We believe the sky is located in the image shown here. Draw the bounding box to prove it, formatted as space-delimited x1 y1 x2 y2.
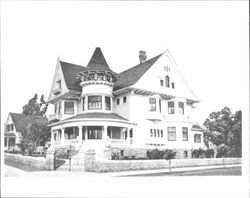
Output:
1 1 249 127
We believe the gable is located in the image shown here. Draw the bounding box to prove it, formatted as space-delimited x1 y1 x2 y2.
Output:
5 113 16 132
132 50 198 102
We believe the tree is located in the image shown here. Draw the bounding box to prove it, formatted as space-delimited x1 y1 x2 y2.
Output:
22 94 48 117
203 107 242 157
20 123 50 155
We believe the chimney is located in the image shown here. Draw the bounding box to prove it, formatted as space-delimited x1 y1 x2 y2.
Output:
139 50 147 63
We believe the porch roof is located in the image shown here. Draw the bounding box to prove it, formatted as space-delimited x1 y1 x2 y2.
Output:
65 112 128 121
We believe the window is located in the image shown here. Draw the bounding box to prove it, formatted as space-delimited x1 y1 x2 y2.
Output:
6 124 14 132
150 129 153 137
57 80 61 89
116 98 120 105
160 80 164 86
168 127 176 141
64 102 74 114
184 151 188 158
160 130 163 137
194 134 202 143
54 103 58 114
178 102 184 114
88 95 102 110
105 96 111 110
172 82 175 89
123 96 127 103
82 97 85 111
106 75 111 82
156 129 159 137
58 102 62 114
149 98 156 111
154 129 156 137
120 150 124 157
165 76 170 87
159 99 161 112
168 101 175 114
182 127 188 141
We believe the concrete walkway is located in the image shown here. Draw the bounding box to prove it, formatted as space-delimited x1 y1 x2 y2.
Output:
4 163 241 177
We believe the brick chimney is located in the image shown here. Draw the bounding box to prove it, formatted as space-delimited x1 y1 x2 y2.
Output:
139 50 147 63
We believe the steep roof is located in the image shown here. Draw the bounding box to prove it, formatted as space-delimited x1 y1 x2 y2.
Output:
86 47 115 73
113 54 162 91
64 112 128 121
9 113 48 133
60 61 86 92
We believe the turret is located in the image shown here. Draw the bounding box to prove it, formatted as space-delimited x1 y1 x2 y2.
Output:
77 47 119 113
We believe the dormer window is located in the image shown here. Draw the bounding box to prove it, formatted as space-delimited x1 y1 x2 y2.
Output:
57 80 61 89
97 73 104 81
53 80 62 94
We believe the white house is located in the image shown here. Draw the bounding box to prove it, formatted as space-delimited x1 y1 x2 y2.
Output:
47 47 205 160
4 113 48 151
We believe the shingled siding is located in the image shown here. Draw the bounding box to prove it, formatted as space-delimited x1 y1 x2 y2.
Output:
5 153 46 170
85 157 241 172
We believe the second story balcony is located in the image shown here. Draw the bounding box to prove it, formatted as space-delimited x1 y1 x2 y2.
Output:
48 113 62 123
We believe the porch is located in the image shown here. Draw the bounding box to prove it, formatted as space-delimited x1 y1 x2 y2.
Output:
51 125 134 147
4 133 17 151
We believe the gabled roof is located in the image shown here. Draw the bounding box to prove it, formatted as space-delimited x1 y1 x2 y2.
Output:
9 113 48 133
60 61 86 92
86 47 115 73
113 54 162 91
64 112 128 121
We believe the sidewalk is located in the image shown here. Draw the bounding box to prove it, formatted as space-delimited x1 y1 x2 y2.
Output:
4 163 241 177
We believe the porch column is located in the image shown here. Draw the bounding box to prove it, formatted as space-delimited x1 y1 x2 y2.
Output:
61 127 65 143
103 125 108 140
78 125 82 142
84 126 88 140
7 137 9 149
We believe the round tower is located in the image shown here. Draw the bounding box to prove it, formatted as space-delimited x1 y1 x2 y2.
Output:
77 47 119 113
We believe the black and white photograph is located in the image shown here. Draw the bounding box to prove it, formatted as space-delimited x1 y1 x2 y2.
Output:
1 1 249 198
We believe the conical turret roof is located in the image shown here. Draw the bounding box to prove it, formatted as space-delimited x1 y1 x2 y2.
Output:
86 47 115 73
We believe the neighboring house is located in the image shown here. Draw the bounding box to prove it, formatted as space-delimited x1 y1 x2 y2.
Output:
47 47 205 160
4 113 48 151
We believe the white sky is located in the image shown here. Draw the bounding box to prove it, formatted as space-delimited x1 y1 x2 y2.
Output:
1 1 249 126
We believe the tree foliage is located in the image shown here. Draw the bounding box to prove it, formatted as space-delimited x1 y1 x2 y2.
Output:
22 94 48 117
20 123 50 155
203 107 242 157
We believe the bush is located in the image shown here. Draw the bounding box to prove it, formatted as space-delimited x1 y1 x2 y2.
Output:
205 149 214 158
147 149 176 160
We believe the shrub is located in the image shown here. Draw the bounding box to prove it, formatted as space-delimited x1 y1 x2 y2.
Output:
163 149 176 160
205 149 214 158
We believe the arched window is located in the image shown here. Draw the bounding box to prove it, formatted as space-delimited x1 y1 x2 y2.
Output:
165 75 170 87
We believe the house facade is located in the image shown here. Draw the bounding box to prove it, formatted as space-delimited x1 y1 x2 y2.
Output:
4 113 48 151
47 47 205 160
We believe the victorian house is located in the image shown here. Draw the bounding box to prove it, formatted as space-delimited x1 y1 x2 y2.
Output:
47 47 204 160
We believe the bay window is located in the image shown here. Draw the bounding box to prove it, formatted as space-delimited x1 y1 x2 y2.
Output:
82 97 85 111
88 95 102 110
105 96 111 110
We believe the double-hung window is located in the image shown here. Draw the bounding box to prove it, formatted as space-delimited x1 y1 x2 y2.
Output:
168 101 175 114
82 97 85 111
168 127 176 141
194 134 201 143
149 98 156 111
178 102 184 114
64 102 74 114
105 96 111 110
182 127 188 141
88 96 102 110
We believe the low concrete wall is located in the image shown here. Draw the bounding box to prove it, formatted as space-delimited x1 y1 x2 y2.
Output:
86 158 241 172
5 153 46 170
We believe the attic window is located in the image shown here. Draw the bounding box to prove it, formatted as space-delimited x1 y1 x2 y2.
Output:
57 80 61 89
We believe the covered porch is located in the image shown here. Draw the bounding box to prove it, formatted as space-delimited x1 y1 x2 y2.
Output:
51 124 135 147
